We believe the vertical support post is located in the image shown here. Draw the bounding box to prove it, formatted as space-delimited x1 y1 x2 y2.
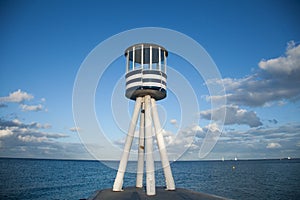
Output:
151 98 175 190
136 102 145 188
158 47 161 71
164 51 167 74
126 50 129 73
141 44 144 69
133 46 135 70
150 46 152 70
113 97 142 191
144 95 156 195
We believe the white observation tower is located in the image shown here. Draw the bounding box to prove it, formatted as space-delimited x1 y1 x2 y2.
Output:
113 43 175 195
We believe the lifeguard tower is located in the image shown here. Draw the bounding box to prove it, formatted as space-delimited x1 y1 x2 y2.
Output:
112 43 175 195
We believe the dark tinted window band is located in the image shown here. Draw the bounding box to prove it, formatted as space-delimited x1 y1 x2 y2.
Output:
126 79 166 86
125 69 167 79
125 69 143 78
126 78 142 85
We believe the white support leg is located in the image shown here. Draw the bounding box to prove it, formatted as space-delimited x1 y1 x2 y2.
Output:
136 102 145 188
113 97 142 191
144 95 156 195
151 98 175 190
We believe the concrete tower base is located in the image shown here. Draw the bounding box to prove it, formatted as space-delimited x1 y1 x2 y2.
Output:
88 187 228 200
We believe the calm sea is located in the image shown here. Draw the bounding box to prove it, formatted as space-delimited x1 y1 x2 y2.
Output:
0 158 299 200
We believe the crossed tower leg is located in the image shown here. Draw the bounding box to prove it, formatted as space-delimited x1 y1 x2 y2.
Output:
113 95 175 195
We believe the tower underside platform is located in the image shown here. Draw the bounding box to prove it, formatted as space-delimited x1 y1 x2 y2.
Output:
125 87 166 100
88 187 228 200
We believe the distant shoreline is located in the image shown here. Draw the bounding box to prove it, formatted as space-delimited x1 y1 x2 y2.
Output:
1 156 299 162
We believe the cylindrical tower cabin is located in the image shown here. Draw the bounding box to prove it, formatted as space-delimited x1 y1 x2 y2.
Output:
125 43 167 100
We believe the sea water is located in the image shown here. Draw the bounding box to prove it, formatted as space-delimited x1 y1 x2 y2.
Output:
0 158 299 199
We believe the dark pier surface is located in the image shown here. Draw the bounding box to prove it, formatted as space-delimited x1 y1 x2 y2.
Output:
88 187 228 200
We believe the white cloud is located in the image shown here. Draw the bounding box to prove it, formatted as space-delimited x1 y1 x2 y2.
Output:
69 127 81 132
170 119 179 128
192 125 203 133
206 123 221 133
0 118 51 130
18 135 47 143
12 119 22 126
0 119 64 141
34 123 51 129
207 42 300 107
200 105 262 127
0 111 92 159
0 128 13 138
0 89 33 103
20 104 43 112
0 118 84 159
259 41 300 76
266 142 282 149
185 122 300 159
0 90 47 112
170 119 177 125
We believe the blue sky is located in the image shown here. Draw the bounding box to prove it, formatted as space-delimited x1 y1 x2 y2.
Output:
0 0 300 160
